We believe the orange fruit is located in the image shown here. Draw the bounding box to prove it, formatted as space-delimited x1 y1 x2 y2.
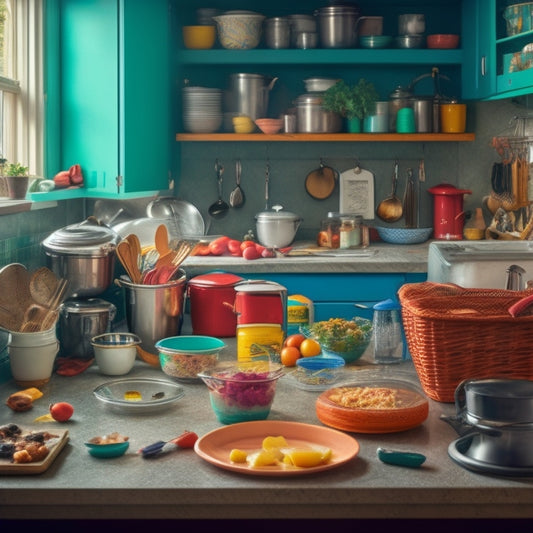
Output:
284 333 305 349
280 346 301 367
299 338 321 357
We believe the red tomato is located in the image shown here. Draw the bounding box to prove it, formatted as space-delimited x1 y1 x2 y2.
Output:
208 236 230 255
243 246 261 260
191 243 211 256
254 243 267 255
171 430 198 449
227 239 242 255
49 402 74 422
240 240 256 252
261 248 276 258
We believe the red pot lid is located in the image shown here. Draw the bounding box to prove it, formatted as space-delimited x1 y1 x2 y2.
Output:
428 183 472 195
188 272 244 288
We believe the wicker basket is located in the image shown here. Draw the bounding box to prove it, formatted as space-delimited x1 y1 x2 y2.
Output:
398 282 533 402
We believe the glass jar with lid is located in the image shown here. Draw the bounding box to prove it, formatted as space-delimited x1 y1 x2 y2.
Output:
328 212 363 249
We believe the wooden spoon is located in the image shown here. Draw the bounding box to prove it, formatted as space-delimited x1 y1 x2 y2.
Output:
376 160 403 223
155 224 173 268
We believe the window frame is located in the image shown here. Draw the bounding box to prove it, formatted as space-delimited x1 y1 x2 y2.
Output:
1 0 44 178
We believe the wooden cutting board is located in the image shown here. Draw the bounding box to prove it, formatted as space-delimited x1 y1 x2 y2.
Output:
0 428 69 475
339 167 375 219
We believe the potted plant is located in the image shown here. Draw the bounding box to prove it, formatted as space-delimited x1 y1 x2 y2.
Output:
322 79 379 133
0 158 30 199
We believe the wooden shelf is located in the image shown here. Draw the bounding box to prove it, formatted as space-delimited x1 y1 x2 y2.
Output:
176 132 476 142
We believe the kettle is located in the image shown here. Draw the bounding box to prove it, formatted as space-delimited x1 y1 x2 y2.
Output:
226 73 279 120
428 183 472 240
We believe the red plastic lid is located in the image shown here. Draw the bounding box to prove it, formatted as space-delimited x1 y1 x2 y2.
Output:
188 272 244 288
428 183 472 195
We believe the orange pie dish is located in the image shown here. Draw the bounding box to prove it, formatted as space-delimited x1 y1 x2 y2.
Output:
315 376 429 434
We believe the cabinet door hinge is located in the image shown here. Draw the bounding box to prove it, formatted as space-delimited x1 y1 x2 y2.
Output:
116 175 123 194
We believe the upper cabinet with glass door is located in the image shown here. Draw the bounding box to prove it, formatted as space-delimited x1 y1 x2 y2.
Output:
462 0 533 101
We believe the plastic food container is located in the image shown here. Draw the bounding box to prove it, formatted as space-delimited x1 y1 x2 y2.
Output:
198 361 284 424
187 273 244 337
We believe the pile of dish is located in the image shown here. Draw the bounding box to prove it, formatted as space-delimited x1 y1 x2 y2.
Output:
182 86 222 133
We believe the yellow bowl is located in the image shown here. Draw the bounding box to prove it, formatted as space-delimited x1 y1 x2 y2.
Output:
232 116 255 133
183 25 216 50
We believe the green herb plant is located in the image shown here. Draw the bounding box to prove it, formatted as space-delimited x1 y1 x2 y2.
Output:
322 79 379 120
0 158 29 177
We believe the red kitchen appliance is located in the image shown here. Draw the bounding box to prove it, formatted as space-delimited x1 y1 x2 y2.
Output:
233 280 287 334
187 272 244 337
428 183 472 240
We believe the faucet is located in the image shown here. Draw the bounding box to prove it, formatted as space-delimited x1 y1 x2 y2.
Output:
506 264 526 290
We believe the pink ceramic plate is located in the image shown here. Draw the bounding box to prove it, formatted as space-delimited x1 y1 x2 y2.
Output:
194 420 359 476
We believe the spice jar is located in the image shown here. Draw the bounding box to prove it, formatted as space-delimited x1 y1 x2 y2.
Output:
338 214 362 249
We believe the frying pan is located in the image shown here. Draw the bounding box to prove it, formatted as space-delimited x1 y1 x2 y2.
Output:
305 160 338 200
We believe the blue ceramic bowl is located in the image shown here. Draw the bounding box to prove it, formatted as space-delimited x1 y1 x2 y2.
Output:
376 227 433 244
85 441 130 458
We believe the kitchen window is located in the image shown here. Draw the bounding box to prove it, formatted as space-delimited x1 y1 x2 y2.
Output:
0 0 43 177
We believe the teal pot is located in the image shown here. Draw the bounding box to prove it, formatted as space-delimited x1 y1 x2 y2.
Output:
346 117 362 133
363 101 389 132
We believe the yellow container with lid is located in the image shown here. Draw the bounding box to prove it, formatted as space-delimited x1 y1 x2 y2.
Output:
287 294 314 336
237 323 284 363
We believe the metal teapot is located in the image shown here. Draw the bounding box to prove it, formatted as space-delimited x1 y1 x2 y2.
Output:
227 73 279 120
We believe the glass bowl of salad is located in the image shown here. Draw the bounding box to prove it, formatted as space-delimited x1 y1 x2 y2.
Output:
156 335 226 383
301 317 373 363
198 361 284 424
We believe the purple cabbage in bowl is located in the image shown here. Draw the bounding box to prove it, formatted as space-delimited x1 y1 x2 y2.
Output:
198 361 284 424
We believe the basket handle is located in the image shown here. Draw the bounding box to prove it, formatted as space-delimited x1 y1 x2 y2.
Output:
508 294 533 317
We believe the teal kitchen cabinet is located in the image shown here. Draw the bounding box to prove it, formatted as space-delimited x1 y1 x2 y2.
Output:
462 0 497 100
241 272 427 321
42 0 171 199
463 0 533 101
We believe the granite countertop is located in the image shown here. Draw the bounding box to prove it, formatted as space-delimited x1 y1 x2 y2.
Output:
182 241 430 276
1 319 533 521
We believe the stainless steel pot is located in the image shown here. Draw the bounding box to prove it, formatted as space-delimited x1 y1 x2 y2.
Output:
295 93 342 133
58 298 116 360
256 205 302 248
226 73 278 120
41 219 120 298
446 378 533 468
115 272 187 356
314 4 360 49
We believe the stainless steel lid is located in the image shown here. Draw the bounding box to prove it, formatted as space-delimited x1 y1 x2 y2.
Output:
456 378 533 425
42 220 119 255
255 205 301 221
60 298 116 315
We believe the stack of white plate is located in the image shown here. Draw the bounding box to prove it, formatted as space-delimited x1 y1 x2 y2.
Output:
183 86 223 133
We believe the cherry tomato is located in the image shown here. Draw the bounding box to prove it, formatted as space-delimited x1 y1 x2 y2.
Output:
227 239 242 255
243 246 261 260
49 402 74 422
261 248 276 258
171 430 198 449
254 243 267 255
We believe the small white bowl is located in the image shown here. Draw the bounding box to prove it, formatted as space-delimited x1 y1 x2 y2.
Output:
91 333 141 376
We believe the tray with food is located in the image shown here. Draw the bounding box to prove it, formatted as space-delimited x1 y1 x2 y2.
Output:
0 423 69 474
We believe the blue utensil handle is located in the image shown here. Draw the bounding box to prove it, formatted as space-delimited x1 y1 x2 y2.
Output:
377 447 426 468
